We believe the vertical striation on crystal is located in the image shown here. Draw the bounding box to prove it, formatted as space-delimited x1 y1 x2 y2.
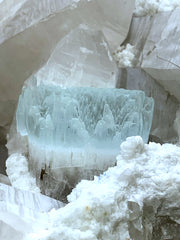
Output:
16 84 154 200
17 85 154 148
0 183 63 238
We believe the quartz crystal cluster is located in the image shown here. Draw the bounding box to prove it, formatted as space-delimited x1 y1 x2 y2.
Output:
15 84 154 199
0 0 134 132
1 0 180 240
33 25 117 88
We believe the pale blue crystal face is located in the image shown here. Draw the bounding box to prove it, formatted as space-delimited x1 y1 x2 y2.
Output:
16 84 154 149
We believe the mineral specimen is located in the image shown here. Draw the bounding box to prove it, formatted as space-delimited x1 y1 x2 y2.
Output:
33 25 117 88
16 84 154 199
0 0 134 132
22 136 180 240
117 68 179 142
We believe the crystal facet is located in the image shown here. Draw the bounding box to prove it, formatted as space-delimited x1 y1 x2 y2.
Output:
17 85 154 149
125 9 180 101
0 0 134 132
16 84 154 199
33 25 117 88
0 183 63 237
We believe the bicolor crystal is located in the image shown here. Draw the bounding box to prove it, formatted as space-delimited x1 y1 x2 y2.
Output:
16 85 154 199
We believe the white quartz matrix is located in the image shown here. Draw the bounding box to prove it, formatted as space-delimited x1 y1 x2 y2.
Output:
23 136 180 240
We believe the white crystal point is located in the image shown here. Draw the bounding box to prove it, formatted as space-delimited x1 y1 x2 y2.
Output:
34 25 117 88
16 85 154 200
0 183 63 238
0 0 134 132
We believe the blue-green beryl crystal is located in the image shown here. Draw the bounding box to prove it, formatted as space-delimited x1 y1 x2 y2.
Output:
16 84 154 200
17 84 154 149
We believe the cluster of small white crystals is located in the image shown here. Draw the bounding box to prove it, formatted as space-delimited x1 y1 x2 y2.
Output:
6 153 40 193
135 0 180 16
114 44 136 67
24 136 180 240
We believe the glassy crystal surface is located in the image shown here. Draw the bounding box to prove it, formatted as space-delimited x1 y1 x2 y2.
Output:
117 68 179 142
16 85 154 200
0 0 134 135
17 85 154 149
34 25 117 88
125 9 180 101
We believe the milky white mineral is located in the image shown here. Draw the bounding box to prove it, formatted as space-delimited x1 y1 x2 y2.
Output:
114 43 136 67
22 136 180 240
6 153 40 193
0 183 63 240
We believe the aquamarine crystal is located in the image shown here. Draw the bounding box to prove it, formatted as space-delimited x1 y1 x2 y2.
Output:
17 84 154 148
16 84 154 200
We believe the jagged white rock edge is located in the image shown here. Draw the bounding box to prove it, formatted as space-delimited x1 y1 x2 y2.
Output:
23 136 180 240
135 0 180 16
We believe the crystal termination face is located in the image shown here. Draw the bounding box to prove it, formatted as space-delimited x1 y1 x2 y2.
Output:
17 84 154 149
34 26 117 88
